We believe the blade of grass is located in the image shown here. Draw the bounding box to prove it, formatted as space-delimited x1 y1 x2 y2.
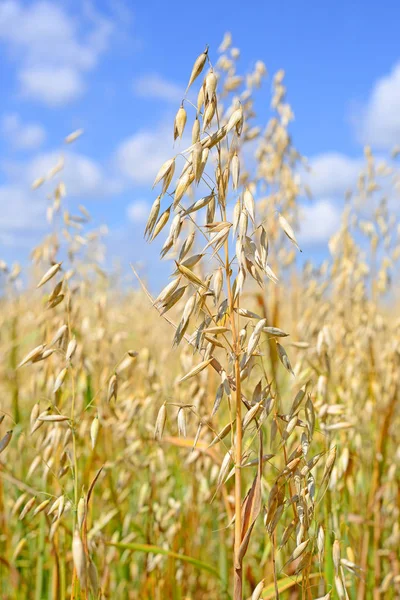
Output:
262 573 320 599
107 541 221 579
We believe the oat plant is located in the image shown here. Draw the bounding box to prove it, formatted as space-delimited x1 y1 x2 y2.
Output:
144 44 328 600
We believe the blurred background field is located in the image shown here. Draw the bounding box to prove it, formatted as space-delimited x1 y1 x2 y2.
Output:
1 169 400 598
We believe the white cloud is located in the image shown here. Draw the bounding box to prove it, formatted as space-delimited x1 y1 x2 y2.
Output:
127 200 149 223
358 63 400 148
1 113 46 149
0 147 124 248
18 66 84 106
299 199 341 245
0 1 113 106
29 151 105 196
0 184 46 247
3 150 123 199
115 124 186 185
304 153 362 197
133 74 184 103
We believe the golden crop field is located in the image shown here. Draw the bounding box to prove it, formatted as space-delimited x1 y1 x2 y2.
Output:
0 35 399 600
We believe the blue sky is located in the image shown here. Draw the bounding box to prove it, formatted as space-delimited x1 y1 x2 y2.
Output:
0 0 400 285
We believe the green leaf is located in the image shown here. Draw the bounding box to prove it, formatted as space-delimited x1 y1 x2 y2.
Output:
107 541 220 579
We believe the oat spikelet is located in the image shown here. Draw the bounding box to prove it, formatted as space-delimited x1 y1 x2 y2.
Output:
219 32 232 52
332 539 341 574
174 105 187 140
203 99 216 131
177 408 187 437
48 283 64 304
72 529 87 589
151 207 171 241
155 278 181 305
160 286 186 314
48 496 62 516
251 580 265 600
31 177 45 190
226 104 243 134
153 159 175 190
18 344 46 368
217 450 232 487
90 415 99 449
57 495 65 519
145 196 161 239
47 156 64 179
19 496 36 520
65 129 84 143
49 324 68 347
107 374 118 403
48 294 64 309
53 367 68 394
317 525 325 563
66 338 77 362
243 188 255 223
205 69 217 104
33 498 51 517
31 408 50 434
287 539 309 564
174 172 194 206
179 358 213 383
278 213 301 252
30 403 40 431
276 342 294 375
12 538 27 561
0 430 13 454
192 117 200 143
38 414 69 422
231 153 240 190
37 263 62 288
154 403 167 441
77 496 86 530
186 47 208 93
192 142 203 182
176 262 207 289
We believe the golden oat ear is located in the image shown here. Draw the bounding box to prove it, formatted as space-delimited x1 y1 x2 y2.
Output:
185 46 208 94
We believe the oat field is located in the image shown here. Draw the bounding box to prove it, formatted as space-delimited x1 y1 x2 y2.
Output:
0 37 399 600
